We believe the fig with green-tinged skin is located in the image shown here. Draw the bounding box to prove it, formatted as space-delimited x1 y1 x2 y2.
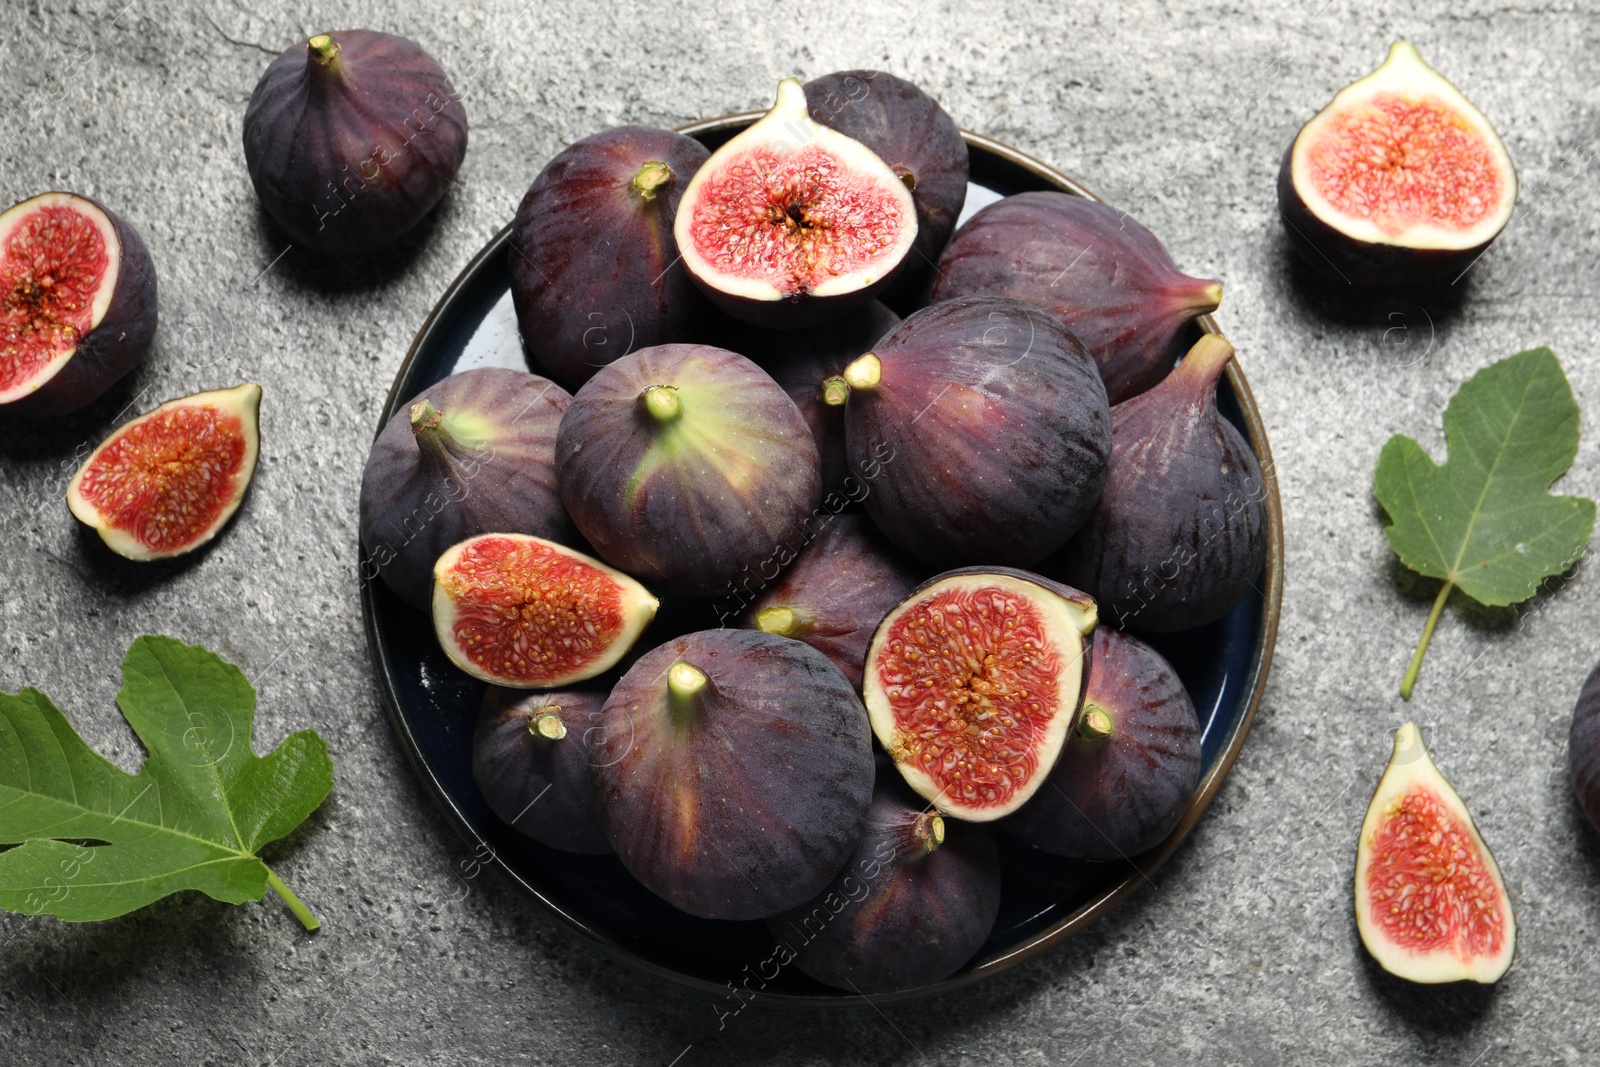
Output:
864 567 1097 822
1047 334 1266 634
556 344 821 596
1279 42 1517 287
770 776 1000 994
719 301 900 494
932 192 1222 404
359 368 573 611
509 127 713 390
243 30 468 255
1355 722 1514 984
740 513 922 688
591 629 875 921
829 296 1110 567
1002 628 1199 860
0 191 157 417
674 79 918 329
473 687 612 855
803 70 968 307
1569 661 1600 834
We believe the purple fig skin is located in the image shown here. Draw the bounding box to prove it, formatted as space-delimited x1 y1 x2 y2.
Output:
1001 628 1200 860
556 344 821 596
1569 661 1600 834
473 687 612 855
591 629 875 920
509 127 714 390
931 192 1222 403
740 513 922 688
0 192 157 418
803 71 969 303
769 775 1000 994
1047 334 1267 634
359 368 573 611
838 296 1111 567
719 301 900 494
242 30 468 255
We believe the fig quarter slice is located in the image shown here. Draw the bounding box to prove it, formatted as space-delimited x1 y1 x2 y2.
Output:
66 383 262 561
432 533 658 688
864 568 1097 822
1354 722 1514 984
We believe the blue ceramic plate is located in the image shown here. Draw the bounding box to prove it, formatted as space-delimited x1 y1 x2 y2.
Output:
360 117 1284 1004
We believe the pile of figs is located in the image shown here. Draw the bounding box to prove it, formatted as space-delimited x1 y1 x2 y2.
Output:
359 70 1268 994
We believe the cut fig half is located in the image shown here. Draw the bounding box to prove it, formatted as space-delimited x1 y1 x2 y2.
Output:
1280 41 1517 285
1354 722 1514 984
432 533 658 688
0 191 157 416
673 78 918 329
863 567 1097 822
66 383 262 561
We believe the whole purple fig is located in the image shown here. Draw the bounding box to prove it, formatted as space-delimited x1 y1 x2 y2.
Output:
473 687 612 855
243 30 468 255
932 192 1222 403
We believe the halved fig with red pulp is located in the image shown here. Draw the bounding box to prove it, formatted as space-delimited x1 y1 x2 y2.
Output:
674 79 918 329
1355 722 1514 984
1279 41 1516 286
66 384 261 560
432 533 657 688
864 568 1097 822
0 191 157 416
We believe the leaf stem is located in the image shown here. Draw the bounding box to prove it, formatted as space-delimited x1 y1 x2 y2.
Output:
1400 580 1453 701
266 869 321 931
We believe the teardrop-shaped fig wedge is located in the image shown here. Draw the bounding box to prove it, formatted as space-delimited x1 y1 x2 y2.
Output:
1048 334 1266 633
1279 41 1517 286
66 384 262 561
674 79 918 329
931 192 1221 403
1355 722 1514 984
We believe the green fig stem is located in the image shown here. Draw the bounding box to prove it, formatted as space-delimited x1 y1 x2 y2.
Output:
410 398 477 465
1400 580 1453 701
913 812 945 854
1198 281 1224 310
306 34 342 73
266 869 321 932
821 377 851 407
643 386 682 423
531 711 567 740
667 661 708 720
1172 333 1235 389
1077 704 1114 742
843 353 882 392
631 161 675 200
756 604 816 638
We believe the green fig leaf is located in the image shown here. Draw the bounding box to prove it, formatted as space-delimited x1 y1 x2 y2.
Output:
1375 347 1596 699
0 636 332 928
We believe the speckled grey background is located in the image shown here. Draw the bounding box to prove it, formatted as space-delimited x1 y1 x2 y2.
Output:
3 0 1599 1063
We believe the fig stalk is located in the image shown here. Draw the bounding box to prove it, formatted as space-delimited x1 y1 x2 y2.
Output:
631 161 674 200
843 354 882 391
531 711 567 741
1077 705 1114 742
756 605 817 638
821 377 851 407
667 661 708 720
913 812 945 853
643 385 682 422
306 34 342 71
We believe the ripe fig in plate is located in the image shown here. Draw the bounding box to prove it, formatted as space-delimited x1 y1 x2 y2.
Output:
863 568 1097 822
1049 334 1267 634
0 191 157 417
243 30 468 255
1279 41 1516 286
66 384 261 560
359 367 572 611
509 127 712 389
1568 660 1600 834
432 533 658 688
830 296 1110 567
803 70 968 304
674 79 918 329
770 776 1000 994
556 344 820 596
591 629 875 920
741 513 921 688
1355 722 1514 984
473 686 611 855
931 192 1221 403
1002 628 1199 860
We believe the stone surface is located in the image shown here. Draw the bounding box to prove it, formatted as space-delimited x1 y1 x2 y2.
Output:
4 1 1600 1063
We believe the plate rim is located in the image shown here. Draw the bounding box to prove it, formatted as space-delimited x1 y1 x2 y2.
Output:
360 114 1285 1006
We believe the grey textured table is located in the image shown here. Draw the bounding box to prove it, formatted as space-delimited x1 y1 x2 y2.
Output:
3 1 1599 1063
